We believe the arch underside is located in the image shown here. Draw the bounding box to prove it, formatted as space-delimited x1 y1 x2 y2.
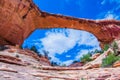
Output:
0 0 120 48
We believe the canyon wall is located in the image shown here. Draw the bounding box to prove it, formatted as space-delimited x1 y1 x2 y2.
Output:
0 0 120 47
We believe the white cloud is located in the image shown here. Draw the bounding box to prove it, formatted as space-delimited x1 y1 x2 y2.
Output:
101 0 120 5
97 11 120 20
39 29 101 65
66 55 71 58
41 30 78 55
98 0 120 20
23 28 101 65
75 50 89 60
75 47 100 61
40 29 83 55
77 31 100 47
61 60 73 66
104 11 119 20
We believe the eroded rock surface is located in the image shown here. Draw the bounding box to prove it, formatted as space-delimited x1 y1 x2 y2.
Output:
0 0 120 47
0 47 120 80
0 0 120 79
0 46 50 66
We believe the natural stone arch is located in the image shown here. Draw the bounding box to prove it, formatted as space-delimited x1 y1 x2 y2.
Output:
0 0 120 48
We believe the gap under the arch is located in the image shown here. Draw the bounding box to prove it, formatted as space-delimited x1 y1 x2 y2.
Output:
22 28 101 66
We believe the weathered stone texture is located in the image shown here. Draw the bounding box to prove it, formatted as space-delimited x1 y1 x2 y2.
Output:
0 0 120 47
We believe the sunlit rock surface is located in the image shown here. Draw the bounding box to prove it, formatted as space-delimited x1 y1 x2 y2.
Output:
0 0 120 47
0 0 120 79
0 46 120 80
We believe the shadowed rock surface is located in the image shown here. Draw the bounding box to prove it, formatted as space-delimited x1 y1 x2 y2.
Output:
0 0 120 47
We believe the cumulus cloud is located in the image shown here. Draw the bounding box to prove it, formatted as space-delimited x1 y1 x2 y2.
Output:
39 29 100 65
61 60 73 66
23 29 101 66
77 31 100 47
40 29 80 55
98 0 120 20
75 50 89 60
103 11 119 20
75 46 100 61
97 11 120 20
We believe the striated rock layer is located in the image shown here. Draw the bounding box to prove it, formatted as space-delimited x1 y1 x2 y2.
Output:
0 45 50 66
0 47 119 80
0 0 120 47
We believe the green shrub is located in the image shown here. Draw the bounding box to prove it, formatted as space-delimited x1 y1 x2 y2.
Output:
112 41 118 49
103 44 109 51
51 61 59 66
80 53 92 63
81 78 86 80
73 60 79 63
61 64 66 67
101 53 120 67
94 49 104 54
112 41 118 54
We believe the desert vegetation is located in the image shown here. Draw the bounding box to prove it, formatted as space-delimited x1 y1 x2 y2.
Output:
79 40 120 68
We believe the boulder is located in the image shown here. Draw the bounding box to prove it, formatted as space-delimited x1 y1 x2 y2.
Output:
91 53 101 60
113 61 120 67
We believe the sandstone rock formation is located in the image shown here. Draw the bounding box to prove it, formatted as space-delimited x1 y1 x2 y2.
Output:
0 0 120 47
68 62 84 67
1 0 120 79
82 48 114 69
0 47 120 80
0 46 50 66
113 61 120 67
90 53 101 60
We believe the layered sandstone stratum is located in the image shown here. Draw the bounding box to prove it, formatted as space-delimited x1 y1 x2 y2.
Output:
0 0 120 80
0 44 119 80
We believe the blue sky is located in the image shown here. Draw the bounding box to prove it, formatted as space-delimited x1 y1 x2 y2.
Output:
23 0 120 65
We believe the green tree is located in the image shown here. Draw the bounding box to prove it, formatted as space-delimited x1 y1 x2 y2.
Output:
61 64 66 67
42 50 49 59
80 53 92 63
94 49 104 54
51 61 59 66
30 46 38 53
73 60 79 63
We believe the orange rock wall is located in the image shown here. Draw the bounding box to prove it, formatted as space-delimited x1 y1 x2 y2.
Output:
0 0 120 47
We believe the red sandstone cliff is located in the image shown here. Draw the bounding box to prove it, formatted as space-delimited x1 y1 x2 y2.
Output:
0 0 120 80
0 0 120 47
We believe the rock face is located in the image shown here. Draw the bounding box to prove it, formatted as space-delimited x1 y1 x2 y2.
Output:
0 46 50 66
90 53 101 60
68 62 84 67
113 61 120 67
83 48 114 69
0 47 120 80
0 0 120 47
